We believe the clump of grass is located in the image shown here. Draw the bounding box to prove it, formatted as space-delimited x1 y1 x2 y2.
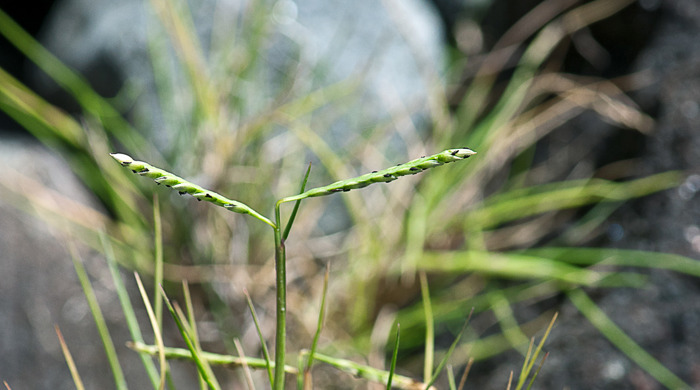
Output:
109 148 476 389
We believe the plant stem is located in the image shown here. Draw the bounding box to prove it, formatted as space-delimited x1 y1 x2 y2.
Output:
273 203 287 390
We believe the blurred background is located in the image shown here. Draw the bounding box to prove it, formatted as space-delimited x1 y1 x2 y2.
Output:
1 0 700 388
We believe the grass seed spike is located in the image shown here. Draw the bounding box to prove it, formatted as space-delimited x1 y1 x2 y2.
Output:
279 148 476 204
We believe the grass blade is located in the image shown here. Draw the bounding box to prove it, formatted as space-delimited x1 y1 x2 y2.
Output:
456 358 474 390
54 325 86 390
160 287 222 390
69 244 128 390
135 273 168 390
101 233 160 388
153 196 164 328
305 262 331 372
243 288 274 385
386 324 400 390
568 289 690 389
419 271 434 382
283 162 312 241
426 309 474 389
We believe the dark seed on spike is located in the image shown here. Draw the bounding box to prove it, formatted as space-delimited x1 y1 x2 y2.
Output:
384 174 392 178
165 185 171 188
451 150 459 156
197 198 201 201
372 170 378 173
205 193 213 198
131 170 137 173
178 191 185 195
409 167 420 171
342 188 350 192
139 168 150 173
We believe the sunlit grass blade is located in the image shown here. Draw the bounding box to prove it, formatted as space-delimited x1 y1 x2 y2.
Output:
520 247 700 277
54 325 86 390
110 153 275 228
69 244 127 390
160 287 222 390
419 271 434 382
425 309 474 389
181 281 207 390
135 273 168 389
279 148 476 203
568 289 690 389
386 324 400 390
243 288 273 386
0 9 153 155
467 172 682 230
524 352 548 390
515 312 556 389
283 162 312 241
153 196 164 328
234 338 256 390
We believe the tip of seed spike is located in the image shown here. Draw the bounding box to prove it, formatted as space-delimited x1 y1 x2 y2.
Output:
110 153 134 165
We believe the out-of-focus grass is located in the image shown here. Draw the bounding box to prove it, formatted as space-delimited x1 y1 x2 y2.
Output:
0 0 694 388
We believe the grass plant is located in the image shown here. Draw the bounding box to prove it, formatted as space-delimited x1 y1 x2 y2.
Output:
0 0 698 388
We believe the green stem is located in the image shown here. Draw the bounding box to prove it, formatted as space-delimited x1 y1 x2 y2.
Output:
273 203 287 390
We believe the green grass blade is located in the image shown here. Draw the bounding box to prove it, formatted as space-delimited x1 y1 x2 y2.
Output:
135 273 168 390
160 287 222 390
233 339 257 390
153 196 164 328
129 342 299 373
419 271 434 382
469 172 682 230
568 289 690 389
283 162 312 241
524 352 549 390
69 244 128 390
426 310 473 389
243 288 274 386
305 262 331 381
386 324 400 390
0 8 153 155
520 247 700 277
54 325 86 390
182 281 207 390
515 312 556 389
279 148 476 203
110 153 275 228
101 233 160 388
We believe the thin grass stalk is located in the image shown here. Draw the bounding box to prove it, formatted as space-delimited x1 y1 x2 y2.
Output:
447 366 456 390
234 339 256 390
419 271 434 382
425 310 473 388
524 352 549 390
182 281 207 390
456 358 474 390
135 273 168 389
3 381 11 390
54 325 86 390
69 244 128 390
101 233 160 387
243 289 274 385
